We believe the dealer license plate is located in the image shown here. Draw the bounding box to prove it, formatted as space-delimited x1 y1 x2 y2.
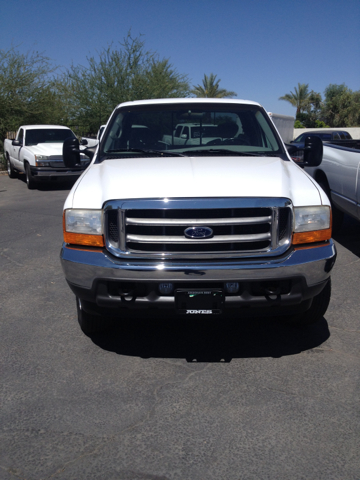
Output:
175 289 224 314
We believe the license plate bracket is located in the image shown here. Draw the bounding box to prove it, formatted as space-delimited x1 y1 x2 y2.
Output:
175 288 224 314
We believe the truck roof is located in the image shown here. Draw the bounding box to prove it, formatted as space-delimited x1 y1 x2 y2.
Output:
20 125 72 130
116 98 262 109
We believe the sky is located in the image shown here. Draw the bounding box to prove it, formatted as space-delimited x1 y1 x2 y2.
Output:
1 0 359 117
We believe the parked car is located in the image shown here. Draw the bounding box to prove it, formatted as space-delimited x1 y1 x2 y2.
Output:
5 125 91 189
292 130 353 144
306 142 360 231
287 131 359 163
162 123 222 146
60 98 335 335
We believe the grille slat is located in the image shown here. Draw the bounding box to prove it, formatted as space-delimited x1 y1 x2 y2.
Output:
126 216 271 226
127 233 271 244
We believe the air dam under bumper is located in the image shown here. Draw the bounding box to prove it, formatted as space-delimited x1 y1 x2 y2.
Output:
60 241 336 314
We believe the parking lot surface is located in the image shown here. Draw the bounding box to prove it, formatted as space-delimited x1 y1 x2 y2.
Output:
1 173 360 479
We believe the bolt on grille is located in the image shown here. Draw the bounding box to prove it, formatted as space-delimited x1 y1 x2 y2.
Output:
105 198 292 259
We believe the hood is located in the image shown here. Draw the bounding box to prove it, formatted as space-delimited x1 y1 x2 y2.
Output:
26 143 63 156
66 155 323 209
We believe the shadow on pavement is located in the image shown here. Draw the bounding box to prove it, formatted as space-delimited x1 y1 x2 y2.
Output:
91 313 330 362
17 174 77 191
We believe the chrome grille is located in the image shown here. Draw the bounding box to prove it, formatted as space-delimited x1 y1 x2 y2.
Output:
104 198 292 259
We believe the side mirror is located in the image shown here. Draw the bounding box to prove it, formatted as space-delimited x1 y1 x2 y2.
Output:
286 136 323 168
304 135 323 167
63 137 80 167
12 139 21 146
80 138 88 146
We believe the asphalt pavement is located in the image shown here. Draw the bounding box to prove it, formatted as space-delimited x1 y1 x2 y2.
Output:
0 172 359 480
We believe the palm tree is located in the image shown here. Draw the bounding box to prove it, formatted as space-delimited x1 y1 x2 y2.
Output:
279 83 310 115
191 73 237 98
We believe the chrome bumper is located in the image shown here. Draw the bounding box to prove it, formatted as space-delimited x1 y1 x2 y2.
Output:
61 241 336 289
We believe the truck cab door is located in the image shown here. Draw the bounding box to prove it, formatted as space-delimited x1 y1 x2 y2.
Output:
180 126 189 145
11 129 24 169
340 149 360 219
357 161 360 221
328 146 360 219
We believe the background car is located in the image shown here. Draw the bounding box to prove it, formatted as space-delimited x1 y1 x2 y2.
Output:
288 130 355 163
292 130 352 145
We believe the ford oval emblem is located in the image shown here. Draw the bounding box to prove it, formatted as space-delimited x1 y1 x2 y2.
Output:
184 226 213 239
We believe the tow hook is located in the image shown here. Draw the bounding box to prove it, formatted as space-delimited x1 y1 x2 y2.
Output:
263 285 282 305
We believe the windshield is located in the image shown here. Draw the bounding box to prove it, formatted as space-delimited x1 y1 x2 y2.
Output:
101 103 284 158
25 129 75 146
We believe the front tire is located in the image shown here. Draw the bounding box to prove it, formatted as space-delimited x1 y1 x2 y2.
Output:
76 297 113 335
7 154 17 178
284 279 331 326
25 163 37 190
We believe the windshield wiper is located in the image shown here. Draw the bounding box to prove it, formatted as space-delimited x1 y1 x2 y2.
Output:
145 149 186 157
105 148 185 157
183 149 267 157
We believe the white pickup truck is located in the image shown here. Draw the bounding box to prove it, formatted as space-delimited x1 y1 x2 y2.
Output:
306 143 360 231
5 125 90 189
163 123 222 146
60 98 336 334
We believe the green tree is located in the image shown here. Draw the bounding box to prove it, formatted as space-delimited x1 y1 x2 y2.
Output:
0 48 68 140
296 90 325 127
279 83 311 116
294 120 304 128
322 84 360 127
66 33 190 133
191 73 237 98
314 120 330 128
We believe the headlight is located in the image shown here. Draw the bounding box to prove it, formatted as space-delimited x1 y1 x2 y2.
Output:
294 206 330 232
65 209 102 234
63 209 104 247
35 155 51 167
293 206 331 245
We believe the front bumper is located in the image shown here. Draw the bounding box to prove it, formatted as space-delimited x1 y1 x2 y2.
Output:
60 241 336 314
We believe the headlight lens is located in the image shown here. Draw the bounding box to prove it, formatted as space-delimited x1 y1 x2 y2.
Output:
35 155 51 167
65 209 103 235
292 206 332 245
294 206 330 232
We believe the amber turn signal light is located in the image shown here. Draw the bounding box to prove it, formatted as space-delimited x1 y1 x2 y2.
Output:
63 231 105 247
292 227 332 245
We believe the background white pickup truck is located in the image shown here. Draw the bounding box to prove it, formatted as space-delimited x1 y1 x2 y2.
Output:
5 125 90 189
306 143 360 231
60 98 336 335
162 123 221 146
